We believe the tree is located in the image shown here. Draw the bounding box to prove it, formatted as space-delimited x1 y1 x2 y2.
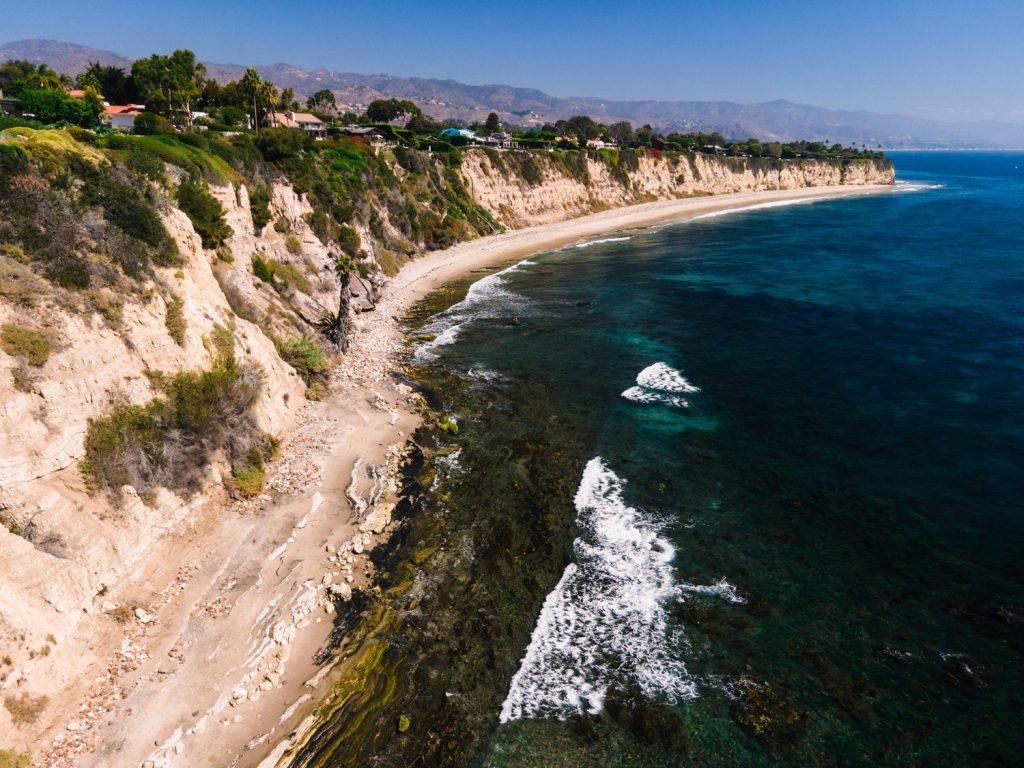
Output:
607 121 634 146
364 98 420 124
131 50 206 126
19 87 102 127
239 68 277 133
277 87 298 111
307 88 336 114
484 112 500 133
76 62 137 104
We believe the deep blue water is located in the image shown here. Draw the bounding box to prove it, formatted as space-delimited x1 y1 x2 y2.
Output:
296 154 1024 768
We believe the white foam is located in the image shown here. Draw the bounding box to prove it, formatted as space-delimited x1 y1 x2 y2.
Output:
499 458 696 722
621 363 700 409
413 258 534 362
680 578 745 604
621 385 689 409
636 362 701 394
570 235 634 249
689 197 818 221
893 180 945 193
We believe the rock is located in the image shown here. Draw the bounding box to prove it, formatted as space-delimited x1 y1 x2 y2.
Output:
232 686 248 701
259 679 273 691
134 607 154 624
359 503 394 535
329 582 353 601
66 720 83 732
322 573 332 585
156 659 179 675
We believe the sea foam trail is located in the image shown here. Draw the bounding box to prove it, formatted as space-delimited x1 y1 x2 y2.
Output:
414 258 535 362
500 458 695 722
688 197 819 221
622 362 700 408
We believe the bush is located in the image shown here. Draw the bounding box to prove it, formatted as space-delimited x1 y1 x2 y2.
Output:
230 463 266 497
337 224 361 257
81 166 169 249
0 323 51 366
165 294 186 345
133 112 174 135
249 184 272 232
3 693 48 726
255 128 308 161
177 177 232 249
285 234 302 254
274 334 328 390
0 260 46 307
80 357 264 496
19 87 101 127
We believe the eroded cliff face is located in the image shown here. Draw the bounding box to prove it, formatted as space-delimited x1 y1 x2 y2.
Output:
459 149 895 227
0 177 330 675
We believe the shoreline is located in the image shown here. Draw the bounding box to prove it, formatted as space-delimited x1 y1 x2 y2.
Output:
36 183 892 768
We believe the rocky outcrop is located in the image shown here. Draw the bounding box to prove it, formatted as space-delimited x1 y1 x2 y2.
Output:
460 149 894 227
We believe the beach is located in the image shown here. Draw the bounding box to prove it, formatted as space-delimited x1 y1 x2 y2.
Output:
39 183 893 768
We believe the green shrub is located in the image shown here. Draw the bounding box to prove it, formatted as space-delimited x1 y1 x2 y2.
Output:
81 166 169 249
81 357 264 495
133 112 174 135
230 463 266 497
177 177 232 249
249 184 272 231
255 128 308 161
274 334 328 389
19 87 101 127
285 234 302 254
165 294 186 345
337 224 361 257
0 324 51 366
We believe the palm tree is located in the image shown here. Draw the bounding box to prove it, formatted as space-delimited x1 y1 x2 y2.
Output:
316 254 355 350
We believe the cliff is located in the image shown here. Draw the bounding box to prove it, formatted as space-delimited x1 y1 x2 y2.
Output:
0 128 892 756
459 148 894 227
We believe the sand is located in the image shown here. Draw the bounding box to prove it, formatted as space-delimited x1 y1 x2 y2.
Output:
37 184 891 768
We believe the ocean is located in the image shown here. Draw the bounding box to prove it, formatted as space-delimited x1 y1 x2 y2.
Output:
294 152 1024 767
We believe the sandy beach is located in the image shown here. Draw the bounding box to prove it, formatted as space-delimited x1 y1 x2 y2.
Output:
38 183 891 768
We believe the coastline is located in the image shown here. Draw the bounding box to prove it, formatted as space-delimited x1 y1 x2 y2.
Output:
37 183 892 768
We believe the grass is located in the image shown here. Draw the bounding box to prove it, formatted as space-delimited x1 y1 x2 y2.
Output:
0 323 51 366
3 693 48 727
164 294 186 345
0 259 47 307
273 334 329 397
0 749 31 768
105 133 239 185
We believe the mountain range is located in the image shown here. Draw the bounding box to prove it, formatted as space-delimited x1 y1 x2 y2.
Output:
3 38 1022 149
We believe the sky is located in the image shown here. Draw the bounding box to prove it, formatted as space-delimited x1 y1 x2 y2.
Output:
3 0 1023 124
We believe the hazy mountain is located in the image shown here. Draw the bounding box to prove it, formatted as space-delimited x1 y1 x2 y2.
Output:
4 38 1023 148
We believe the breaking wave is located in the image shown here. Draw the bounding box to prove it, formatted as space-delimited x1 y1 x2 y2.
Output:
622 362 700 409
570 235 634 249
499 458 695 722
414 259 535 362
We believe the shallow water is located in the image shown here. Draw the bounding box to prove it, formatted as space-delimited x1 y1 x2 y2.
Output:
297 153 1024 767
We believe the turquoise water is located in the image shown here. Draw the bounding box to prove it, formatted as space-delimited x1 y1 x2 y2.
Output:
298 154 1024 767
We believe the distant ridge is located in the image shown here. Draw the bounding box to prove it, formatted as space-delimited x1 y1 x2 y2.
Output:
3 38 1023 149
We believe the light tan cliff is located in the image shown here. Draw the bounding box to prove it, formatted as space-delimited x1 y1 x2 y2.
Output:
0 178 335 686
460 149 894 227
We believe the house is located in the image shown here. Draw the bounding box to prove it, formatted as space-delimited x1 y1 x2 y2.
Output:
485 132 518 149
103 104 146 131
267 111 326 139
586 138 613 150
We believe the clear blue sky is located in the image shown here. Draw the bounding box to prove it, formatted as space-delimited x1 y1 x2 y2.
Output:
4 0 1023 123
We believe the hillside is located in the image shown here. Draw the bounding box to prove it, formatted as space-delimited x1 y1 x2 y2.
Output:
3 38 1023 149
